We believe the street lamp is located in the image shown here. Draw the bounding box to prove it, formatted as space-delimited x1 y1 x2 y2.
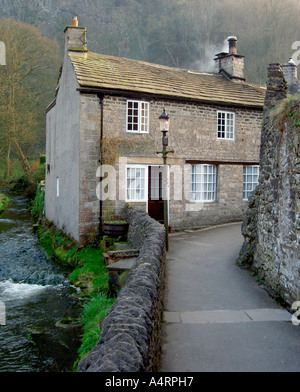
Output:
157 108 174 251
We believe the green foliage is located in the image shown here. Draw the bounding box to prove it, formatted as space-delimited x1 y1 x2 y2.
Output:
31 182 44 223
37 224 79 266
36 222 116 370
270 94 300 129
31 163 46 183
69 248 109 295
0 19 61 176
290 111 300 129
53 246 79 268
0 193 10 213
76 293 115 363
104 220 128 224
39 154 46 165
68 248 115 369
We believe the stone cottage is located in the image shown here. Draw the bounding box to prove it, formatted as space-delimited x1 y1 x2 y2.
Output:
45 18 267 245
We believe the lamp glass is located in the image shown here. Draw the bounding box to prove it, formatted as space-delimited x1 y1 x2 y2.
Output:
159 110 170 132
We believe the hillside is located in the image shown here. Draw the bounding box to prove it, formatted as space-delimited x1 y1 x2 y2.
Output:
1 0 300 85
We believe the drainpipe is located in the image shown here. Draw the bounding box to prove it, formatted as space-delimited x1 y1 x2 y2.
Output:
97 93 104 237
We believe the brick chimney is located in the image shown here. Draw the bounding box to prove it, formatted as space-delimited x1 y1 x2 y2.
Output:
214 36 245 83
64 17 87 53
282 59 299 95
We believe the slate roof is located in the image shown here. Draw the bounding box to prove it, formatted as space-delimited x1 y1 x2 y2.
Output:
69 51 266 109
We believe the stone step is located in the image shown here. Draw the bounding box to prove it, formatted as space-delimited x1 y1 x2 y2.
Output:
106 257 138 272
103 249 139 265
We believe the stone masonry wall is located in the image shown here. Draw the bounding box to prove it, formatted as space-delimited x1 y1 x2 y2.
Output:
101 95 262 231
102 96 262 163
78 93 101 245
238 64 300 306
78 210 166 372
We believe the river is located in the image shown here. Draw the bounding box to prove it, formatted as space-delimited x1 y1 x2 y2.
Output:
0 194 81 372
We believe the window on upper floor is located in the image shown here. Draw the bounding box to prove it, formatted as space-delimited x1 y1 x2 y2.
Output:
190 164 217 202
243 165 259 200
217 111 235 140
127 100 149 133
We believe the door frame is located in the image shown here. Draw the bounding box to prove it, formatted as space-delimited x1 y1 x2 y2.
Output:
148 164 170 225
125 163 170 224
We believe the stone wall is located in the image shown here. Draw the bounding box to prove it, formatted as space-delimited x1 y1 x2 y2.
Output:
238 64 300 306
78 93 101 245
101 95 262 232
103 96 262 163
78 209 166 372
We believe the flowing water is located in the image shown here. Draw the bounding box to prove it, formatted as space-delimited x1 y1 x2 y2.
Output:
0 194 82 372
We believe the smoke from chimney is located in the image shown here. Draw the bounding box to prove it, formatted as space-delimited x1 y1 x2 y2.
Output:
190 37 229 72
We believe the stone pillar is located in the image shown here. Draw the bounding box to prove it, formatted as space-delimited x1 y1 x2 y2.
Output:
264 64 287 110
282 59 299 95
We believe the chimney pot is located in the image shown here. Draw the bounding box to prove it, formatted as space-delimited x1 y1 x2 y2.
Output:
228 36 237 55
71 17 78 27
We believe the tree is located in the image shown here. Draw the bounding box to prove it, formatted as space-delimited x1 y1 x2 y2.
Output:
0 19 61 178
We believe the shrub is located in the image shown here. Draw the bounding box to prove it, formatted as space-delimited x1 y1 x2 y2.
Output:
31 183 45 223
39 154 46 165
0 193 10 213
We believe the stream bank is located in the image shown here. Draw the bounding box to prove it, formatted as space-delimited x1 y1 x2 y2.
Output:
36 221 117 368
0 194 82 372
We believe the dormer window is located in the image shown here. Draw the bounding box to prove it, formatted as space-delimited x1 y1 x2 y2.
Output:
127 100 149 133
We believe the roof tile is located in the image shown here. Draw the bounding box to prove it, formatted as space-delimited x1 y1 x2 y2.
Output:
69 51 266 108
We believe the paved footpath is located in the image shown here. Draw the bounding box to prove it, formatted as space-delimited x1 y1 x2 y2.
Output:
160 223 300 372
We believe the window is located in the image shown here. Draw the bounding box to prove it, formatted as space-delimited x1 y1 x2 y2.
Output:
127 100 149 133
190 164 217 202
243 166 259 200
126 166 148 201
217 111 235 140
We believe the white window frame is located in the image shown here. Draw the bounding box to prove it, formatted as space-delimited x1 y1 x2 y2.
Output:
190 164 217 202
126 165 148 202
126 100 150 134
217 111 235 140
243 165 259 200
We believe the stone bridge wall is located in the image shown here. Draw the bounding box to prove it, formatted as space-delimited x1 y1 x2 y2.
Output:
78 209 166 372
238 64 300 307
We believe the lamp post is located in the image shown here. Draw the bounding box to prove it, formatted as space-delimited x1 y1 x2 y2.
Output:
157 108 174 251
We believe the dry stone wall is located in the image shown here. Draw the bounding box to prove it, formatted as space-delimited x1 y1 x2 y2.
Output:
78 209 165 372
238 64 300 307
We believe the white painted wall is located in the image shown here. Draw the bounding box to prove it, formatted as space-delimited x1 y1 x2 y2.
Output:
45 54 81 241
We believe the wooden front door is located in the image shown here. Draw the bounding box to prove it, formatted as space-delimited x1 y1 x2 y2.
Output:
148 166 164 224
